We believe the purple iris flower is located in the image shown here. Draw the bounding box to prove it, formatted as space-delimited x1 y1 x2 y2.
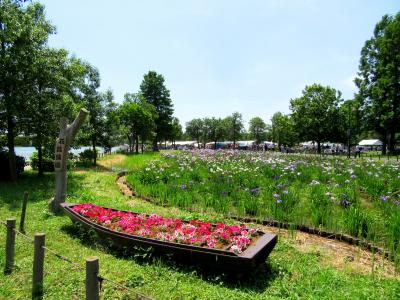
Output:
250 187 260 194
380 195 389 202
341 200 350 208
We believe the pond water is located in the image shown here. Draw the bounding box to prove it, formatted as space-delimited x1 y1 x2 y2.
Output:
14 145 127 161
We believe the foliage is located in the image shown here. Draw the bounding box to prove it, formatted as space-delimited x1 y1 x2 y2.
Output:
167 117 183 144
0 0 54 180
185 118 203 147
248 117 267 144
0 149 24 180
355 13 400 154
78 149 95 166
139 71 174 151
223 112 244 147
118 100 155 153
290 84 344 153
203 117 226 148
30 151 54 172
271 112 297 147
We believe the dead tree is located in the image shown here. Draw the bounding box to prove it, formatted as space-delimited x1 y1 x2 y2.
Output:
49 108 89 212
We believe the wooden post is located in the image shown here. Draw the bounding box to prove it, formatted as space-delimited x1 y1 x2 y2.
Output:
49 108 89 212
32 233 45 299
86 257 100 300
5 218 16 274
19 192 29 233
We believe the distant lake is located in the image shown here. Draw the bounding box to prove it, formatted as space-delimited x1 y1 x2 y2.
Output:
14 146 126 161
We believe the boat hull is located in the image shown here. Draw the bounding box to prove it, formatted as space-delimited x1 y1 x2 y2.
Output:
61 203 277 272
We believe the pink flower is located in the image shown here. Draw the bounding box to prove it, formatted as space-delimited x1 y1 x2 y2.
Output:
73 204 258 253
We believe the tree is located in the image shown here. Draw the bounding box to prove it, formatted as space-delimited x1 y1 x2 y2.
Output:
271 112 297 149
185 118 204 148
290 84 343 153
118 100 154 154
168 117 183 148
248 117 267 144
0 0 54 180
224 112 244 148
98 89 120 153
76 63 102 165
203 117 225 149
139 71 174 151
24 48 77 176
355 13 400 154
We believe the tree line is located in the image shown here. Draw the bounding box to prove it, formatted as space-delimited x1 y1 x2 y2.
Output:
184 12 400 155
1 1 399 182
0 1 176 180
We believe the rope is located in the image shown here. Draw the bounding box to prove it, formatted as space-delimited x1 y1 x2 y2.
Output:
97 274 151 300
42 245 85 271
13 228 35 243
0 220 35 243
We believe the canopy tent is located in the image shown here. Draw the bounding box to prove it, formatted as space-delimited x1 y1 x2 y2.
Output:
358 139 383 146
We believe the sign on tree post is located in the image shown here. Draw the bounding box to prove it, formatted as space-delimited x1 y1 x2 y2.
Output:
49 108 89 212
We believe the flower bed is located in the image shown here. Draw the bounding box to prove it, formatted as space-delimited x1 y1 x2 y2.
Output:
72 203 259 254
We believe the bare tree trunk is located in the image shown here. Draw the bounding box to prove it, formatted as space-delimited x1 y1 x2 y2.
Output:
135 136 139 154
153 136 158 151
382 132 387 155
38 144 43 177
7 114 17 182
92 135 97 166
388 129 395 154
49 108 89 212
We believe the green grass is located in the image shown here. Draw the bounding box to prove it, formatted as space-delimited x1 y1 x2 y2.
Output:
0 155 399 299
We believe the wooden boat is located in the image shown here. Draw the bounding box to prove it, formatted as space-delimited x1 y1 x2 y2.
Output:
61 203 277 272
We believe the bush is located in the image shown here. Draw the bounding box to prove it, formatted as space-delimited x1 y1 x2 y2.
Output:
79 149 95 166
0 149 25 180
30 151 54 172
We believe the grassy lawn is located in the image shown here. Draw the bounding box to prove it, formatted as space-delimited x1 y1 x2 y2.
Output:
0 153 399 299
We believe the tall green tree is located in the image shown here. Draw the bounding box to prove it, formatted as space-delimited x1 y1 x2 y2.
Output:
139 71 173 151
203 117 225 149
271 112 297 149
355 13 400 154
98 89 120 153
118 101 154 154
224 112 244 148
24 48 77 176
0 0 54 180
168 117 183 148
185 118 204 148
290 84 343 153
248 117 267 144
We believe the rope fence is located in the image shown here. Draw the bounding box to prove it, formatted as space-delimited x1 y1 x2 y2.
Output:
0 219 151 300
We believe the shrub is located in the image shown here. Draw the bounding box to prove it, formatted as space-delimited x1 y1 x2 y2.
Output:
0 149 25 180
30 151 54 172
79 149 95 166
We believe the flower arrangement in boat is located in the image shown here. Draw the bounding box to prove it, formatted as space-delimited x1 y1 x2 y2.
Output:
72 203 259 254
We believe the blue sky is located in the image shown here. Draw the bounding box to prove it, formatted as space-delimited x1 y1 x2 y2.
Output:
40 0 399 128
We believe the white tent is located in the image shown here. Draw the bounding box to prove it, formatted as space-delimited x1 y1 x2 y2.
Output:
358 139 383 146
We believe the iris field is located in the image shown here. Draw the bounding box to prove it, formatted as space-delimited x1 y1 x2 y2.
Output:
127 150 400 260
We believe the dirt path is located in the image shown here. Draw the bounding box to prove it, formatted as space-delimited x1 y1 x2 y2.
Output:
116 175 399 278
97 154 125 169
